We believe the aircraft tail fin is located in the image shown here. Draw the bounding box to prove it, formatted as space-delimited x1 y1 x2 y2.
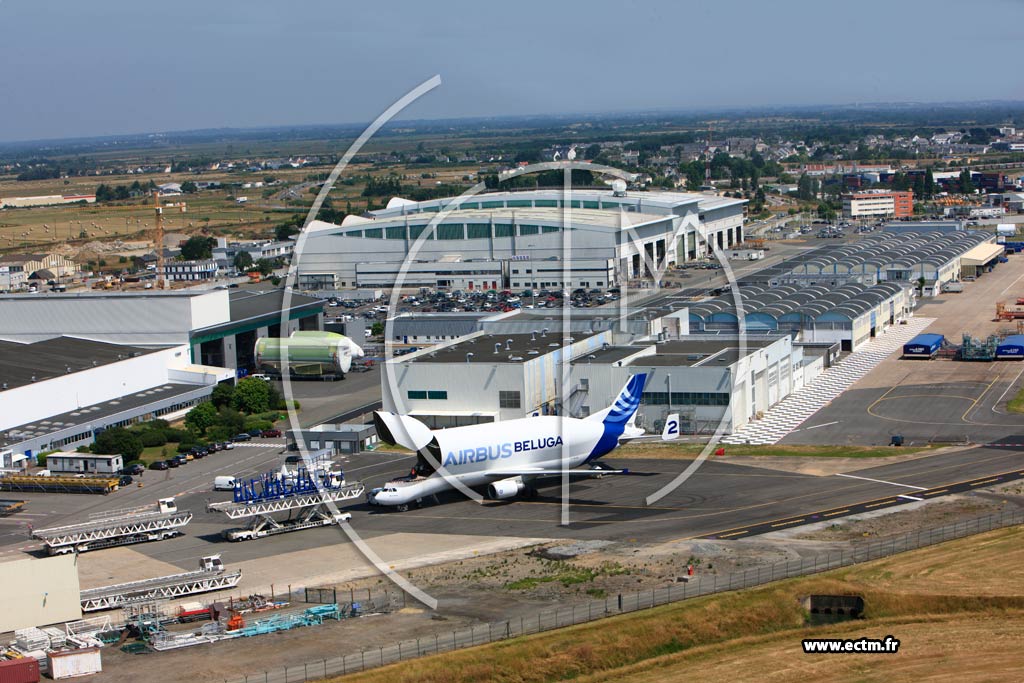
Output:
373 411 434 451
586 373 647 426
662 413 680 440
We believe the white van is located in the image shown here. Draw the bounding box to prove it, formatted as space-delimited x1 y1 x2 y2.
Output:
213 476 236 491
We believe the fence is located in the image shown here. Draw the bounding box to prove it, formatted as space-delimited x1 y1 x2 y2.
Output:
225 508 1024 683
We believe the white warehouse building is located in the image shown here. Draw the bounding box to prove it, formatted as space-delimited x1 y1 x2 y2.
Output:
383 330 817 435
297 189 746 291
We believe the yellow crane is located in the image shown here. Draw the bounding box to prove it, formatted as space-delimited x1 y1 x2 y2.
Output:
74 191 186 289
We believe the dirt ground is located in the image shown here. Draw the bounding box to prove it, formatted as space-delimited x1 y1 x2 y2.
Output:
70 480 1024 683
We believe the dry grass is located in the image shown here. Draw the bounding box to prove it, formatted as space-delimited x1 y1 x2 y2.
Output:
326 525 1024 683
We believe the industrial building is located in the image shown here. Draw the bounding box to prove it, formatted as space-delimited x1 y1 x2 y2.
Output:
688 282 911 352
383 329 813 434
842 190 913 218
164 259 218 282
296 189 746 291
286 422 379 454
0 336 233 460
212 238 294 271
779 231 997 294
0 288 324 370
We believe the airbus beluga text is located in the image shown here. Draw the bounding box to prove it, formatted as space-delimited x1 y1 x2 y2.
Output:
369 374 679 511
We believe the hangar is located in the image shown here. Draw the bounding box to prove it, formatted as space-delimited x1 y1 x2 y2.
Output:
296 189 746 291
687 281 912 351
0 289 324 370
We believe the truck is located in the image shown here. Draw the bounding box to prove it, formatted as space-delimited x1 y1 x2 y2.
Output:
942 281 964 293
32 498 192 555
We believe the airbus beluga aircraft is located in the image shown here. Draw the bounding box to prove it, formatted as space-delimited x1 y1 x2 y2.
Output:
369 373 679 510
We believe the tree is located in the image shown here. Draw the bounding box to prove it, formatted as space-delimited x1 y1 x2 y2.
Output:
180 181 198 194
232 377 271 414
275 223 300 241
184 401 217 435
254 258 274 276
959 169 975 194
583 144 602 161
93 427 143 459
233 251 254 271
923 168 935 198
210 382 235 409
371 321 384 337
181 235 216 260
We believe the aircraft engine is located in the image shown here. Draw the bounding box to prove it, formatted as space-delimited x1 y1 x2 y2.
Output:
486 477 526 500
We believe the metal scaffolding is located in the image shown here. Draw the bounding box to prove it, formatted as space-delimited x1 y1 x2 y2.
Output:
33 498 191 554
209 483 364 541
80 555 242 612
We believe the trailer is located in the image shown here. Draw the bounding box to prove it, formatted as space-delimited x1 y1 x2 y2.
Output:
32 498 192 555
996 301 1024 320
996 334 1024 359
0 499 26 516
902 333 944 359
207 468 363 541
1 474 119 495
79 555 242 612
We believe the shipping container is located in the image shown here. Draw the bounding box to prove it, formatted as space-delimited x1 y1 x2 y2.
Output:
0 658 41 683
47 649 101 680
996 334 1024 359
902 333 944 359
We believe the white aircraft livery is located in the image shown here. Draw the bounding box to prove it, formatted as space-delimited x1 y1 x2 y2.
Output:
369 373 676 510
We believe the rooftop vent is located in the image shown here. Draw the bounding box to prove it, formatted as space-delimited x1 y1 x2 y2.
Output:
494 343 502 354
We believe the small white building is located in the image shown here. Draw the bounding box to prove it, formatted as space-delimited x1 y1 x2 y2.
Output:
46 452 123 475
164 259 217 281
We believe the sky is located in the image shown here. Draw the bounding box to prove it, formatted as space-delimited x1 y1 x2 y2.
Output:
1 0 1022 142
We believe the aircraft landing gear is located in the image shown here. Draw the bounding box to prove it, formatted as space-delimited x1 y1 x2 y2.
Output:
396 504 409 512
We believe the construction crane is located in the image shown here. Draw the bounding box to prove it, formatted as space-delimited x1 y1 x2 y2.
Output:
71 191 186 289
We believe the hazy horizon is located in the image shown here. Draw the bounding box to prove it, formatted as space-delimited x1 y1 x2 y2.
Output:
1 0 1022 143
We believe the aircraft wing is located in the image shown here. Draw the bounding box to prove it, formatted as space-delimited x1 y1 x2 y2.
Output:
482 467 628 478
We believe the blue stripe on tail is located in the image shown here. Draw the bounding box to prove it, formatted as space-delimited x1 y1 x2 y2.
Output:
586 373 647 461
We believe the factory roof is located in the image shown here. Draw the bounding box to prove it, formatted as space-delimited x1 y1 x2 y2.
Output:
226 289 323 324
402 332 597 364
0 382 202 449
0 337 164 392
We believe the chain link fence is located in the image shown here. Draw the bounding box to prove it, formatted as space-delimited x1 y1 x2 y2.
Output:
226 508 1024 683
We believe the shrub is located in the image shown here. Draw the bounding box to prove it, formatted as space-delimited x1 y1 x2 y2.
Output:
93 427 143 459
163 428 188 443
243 418 273 433
138 430 167 447
206 425 233 442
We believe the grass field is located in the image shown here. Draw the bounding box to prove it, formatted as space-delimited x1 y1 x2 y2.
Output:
327 525 1024 683
1006 386 1024 414
615 442 936 459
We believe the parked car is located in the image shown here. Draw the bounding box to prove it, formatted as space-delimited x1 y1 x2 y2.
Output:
118 475 134 487
122 464 145 475
150 460 170 470
233 433 252 442
172 455 188 466
261 429 282 438
222 441 236 450
165 458 180 468
247 428 262 437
